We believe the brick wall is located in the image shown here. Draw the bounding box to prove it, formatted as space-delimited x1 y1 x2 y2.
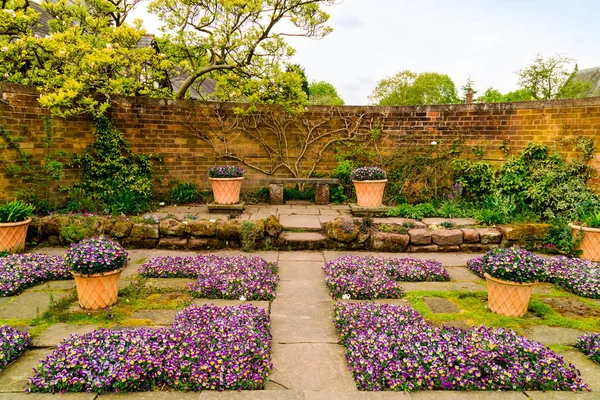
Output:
1 83 599 201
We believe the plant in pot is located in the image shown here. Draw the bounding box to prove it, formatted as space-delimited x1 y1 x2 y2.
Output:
0 200 35 253
570 202 600 262
65 237 128 310
351 166 387 207
480 247 546 317
208 166 245 205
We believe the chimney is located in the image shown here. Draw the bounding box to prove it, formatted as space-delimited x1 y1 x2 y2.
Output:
466 89 473 105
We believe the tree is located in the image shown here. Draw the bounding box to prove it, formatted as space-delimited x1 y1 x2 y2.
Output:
517 54 590 100
148 0 338 100
308 80 344 105
461 76 476 102
0 0 171 116
477 87 532 103
287 64 310 98
369 70 460 106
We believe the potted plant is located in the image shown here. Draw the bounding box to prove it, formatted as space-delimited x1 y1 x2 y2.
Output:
351 166 387 207
208 166 244 205
0 199 35 253
480 247 546 317
570 203 600 261
65 237 128 310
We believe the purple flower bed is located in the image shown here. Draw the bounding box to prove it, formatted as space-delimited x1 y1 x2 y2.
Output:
576 333 600 364
0 325 29 369
0 254 71 296
138 255 279 300
208 166 244 178
468 250 600 298
545 257 600 299
334 302 589 391
323 256 449 299
350 166 386 181
29 304 271 393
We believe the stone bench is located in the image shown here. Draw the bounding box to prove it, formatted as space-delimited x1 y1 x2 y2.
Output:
268 178 340 205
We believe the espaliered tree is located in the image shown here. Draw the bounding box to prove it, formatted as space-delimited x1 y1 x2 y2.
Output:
149 0 338 102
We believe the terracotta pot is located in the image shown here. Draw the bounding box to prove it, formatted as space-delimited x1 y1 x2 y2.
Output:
0 218 31 253
570 224 600 262
72 268 123 310
353 180 387 207
485 273 535 317
209 177 244 205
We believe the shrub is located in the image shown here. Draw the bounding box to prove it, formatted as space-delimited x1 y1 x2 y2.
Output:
468 247 546 283
387 202 435 219
350 166 386 181
453 159 497 199
334 302 589 391
576 333 600 364
0 199 34 223
65 237 128 275
208 166 244 178
168 181 207 204
283 186 315 201
331 160 356 199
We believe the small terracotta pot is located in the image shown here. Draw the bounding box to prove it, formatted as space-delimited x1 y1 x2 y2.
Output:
485 273 535 317
209 177 244 205
569 224 600 262
72 268 123 310
353 180 387 207
0 218 31 253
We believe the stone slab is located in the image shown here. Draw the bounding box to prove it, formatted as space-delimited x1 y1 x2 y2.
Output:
191 299 270 311
319 209 342 216
0 291 70 320
305 393 411 400
279 208 320 216
279 215 322 230
446 267 483 282
523 325 584 346
526 392 600 399
130 310 179 326
145 278 196 290
423 297 460 314
278 251 324 262
349 203 388 216
0 394 98 399
0 349 54 392
202 392 303 400
323 251 380 261
422 218 478 227
276 280 331 302
271 300 338 343
278 232 328 250
31 323 98 347
29 280 76 291
268 343 357 392
207 202 245 213
102 393 199 400
560 350 600 391
408 253 467 267
410 392 527 399
277 261 325 281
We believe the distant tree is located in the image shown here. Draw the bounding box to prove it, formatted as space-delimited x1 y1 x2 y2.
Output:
461 76 476 102
287 64 310 98
308 80 344 105
148 0 338 101
369 70 459 106
477 87 532 103
517 54 590 100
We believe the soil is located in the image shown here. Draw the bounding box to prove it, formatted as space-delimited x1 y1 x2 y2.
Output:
542 297 600 318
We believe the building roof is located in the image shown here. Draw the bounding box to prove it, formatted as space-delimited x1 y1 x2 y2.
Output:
574 66 600 97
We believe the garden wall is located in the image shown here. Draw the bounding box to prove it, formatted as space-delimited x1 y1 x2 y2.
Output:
1 82 599 199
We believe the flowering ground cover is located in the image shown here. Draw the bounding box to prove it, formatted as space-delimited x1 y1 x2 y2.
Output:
0 254 72 296
576 333 600 364
138 255 279 300
28 304 272 393
323 255 449 299
0 325 29 370
468 250 600 298
334 302 589 392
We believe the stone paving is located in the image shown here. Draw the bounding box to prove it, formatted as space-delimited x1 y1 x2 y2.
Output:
0 247 599 399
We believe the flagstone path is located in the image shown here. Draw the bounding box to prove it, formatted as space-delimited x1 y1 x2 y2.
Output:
0 249 598 399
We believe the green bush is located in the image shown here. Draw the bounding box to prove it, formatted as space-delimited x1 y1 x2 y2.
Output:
332 160 356 199
169 182 207 204
284 186 315 201
0 200 35 223
452 159 496 199
387 202 436 219
544 217 584 257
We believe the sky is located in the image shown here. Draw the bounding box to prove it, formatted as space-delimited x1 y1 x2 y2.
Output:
131 0 600 105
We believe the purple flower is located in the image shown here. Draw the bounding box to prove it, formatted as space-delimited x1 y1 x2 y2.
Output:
323 255 449 299
0 254 72 296
65 237 128 275
208 166 244 178
576 333 600 363
0 325 29 369
350 167 386 181
467 247 546 283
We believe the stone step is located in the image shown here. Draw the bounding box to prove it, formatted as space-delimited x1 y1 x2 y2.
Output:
277 232 328 250
279 215 323 232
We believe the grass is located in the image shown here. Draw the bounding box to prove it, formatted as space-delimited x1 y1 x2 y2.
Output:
405 290 600 334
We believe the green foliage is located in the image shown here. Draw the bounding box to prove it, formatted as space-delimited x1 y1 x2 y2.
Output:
369 70 460 106
0 199 34 223
286 64 310 98
477 88 532 103
149 0 335 102
64 189 101 213
573 201 600 228
435 200 477 219
169 181 207 204
70 116 161 215
517 54 590 100
387 203 436 219
452 159 496 199
1 0 171 116
59 215 107 244
544 217 584 257
0 119 66 214
284 186 315 201
241 188 269 204
240 221 260 252
332 160 357 200
308 80 344 105
329 185 347 204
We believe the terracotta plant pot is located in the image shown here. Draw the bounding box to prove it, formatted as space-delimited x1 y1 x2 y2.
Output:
570 224 600 262
353 180 387 207
209 177 244 205
485 273 535 317
72 268 123 310
0 218 31 253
